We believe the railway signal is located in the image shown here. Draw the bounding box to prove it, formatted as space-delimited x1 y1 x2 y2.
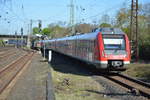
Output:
38 20 42 33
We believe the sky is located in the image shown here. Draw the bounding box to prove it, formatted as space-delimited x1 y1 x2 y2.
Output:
0 0 149 35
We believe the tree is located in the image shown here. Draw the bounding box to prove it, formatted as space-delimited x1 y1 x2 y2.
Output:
46 25 69 38
75 24 93 33
42 28 51 36
99 23 111 27
32 27 41 34
122 27 130 36
116 8 130 28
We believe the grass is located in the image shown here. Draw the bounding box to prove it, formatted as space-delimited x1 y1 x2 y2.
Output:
0 40 5 47
50 67 108 100
124 63 150 81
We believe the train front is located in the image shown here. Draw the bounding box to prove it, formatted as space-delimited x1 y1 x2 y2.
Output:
98 28 131 71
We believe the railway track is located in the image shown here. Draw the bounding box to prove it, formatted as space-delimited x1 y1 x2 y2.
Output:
0 46 13 52
104 73 150 99
0 49 17 59
0 51 34 94
0 48 9 52
0 49 12 55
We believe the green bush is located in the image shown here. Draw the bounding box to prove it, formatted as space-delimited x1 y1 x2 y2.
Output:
0 40 4 46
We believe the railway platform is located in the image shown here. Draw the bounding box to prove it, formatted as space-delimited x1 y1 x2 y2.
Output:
0 51 53 100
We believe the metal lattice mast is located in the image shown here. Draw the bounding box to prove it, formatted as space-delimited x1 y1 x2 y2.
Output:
69 0 75 35
27 20 32 48
130 0 139 61
21 27 24 47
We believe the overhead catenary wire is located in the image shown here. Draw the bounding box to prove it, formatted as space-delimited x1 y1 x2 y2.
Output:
79 0 129 23
0 0 133 35
0 0 31 35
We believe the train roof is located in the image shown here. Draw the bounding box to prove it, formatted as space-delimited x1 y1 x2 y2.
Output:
42 39 56 43
55 32 99 41
56 28 125 41
95 28 124 34
76 32 98 40
44 28 125 42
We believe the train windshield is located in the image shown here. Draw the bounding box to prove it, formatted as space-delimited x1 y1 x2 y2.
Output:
103 35 126 50
100 28 124 34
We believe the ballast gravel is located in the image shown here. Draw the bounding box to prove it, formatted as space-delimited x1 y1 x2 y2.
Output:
92 76 148 100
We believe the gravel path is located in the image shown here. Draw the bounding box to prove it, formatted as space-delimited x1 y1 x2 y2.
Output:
6 53 51 100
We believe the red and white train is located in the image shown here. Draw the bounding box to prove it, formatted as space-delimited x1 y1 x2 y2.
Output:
41 28 131 71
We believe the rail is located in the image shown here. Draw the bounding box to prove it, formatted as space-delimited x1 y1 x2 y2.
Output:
0 51 34 94
104 73 150 99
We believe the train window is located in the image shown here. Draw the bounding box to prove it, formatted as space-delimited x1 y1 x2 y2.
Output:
100 28 113 32
100 28 124 34
113 28 124 34
103 36 126 50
